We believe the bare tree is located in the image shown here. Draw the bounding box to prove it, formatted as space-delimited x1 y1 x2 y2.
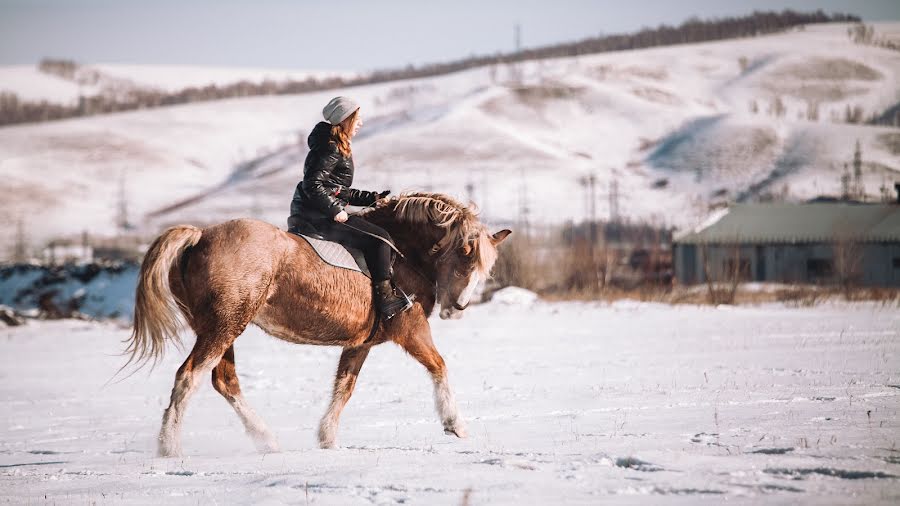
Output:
833 235 862 299
701 242 744 304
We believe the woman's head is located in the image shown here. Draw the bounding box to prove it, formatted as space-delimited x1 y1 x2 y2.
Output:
322 96 362 156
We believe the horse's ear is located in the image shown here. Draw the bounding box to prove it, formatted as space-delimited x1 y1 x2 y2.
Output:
491 229 512 245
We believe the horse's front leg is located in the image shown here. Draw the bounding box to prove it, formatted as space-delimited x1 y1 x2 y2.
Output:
318 346 370 449
394 320 467 438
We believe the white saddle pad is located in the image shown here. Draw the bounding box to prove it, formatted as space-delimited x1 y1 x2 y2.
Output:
295 234 370 277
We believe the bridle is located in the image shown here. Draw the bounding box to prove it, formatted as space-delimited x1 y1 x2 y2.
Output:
427 230 469 311
349 210 473 312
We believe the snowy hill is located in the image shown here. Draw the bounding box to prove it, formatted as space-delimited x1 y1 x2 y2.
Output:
1 23 899 255
0 63 357 104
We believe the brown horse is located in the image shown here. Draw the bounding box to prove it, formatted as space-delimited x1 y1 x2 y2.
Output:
125 193 511 456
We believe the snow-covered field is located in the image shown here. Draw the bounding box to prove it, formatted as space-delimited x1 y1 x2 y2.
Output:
2 23 899 254
2 297 898 504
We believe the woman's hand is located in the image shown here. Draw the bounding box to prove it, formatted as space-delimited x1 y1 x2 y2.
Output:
334 210 349 223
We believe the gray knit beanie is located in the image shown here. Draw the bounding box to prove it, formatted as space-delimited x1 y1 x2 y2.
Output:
322 96 359 125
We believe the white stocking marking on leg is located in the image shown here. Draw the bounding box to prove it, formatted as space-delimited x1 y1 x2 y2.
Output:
318 375 354 449
230 396 280 453
433 375 466 437
158 363 215 457
318 412 338 449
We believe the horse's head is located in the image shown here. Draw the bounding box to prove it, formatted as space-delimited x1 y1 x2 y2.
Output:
432 226 511 320
379 194 511 320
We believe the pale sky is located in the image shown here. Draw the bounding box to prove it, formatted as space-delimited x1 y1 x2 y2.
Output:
1 0 898 71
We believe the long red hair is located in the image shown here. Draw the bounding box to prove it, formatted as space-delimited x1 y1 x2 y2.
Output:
331 109 358 157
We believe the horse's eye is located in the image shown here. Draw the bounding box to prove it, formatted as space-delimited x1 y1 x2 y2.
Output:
453 269 466 278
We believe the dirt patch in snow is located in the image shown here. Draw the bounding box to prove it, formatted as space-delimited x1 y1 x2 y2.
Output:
511 85 588 105
761 82 869 103
631 86 681 105
772 58 883 81
30 132 167 165
590 65 668 82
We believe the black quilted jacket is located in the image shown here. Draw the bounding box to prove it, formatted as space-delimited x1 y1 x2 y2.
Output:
290 122 378 218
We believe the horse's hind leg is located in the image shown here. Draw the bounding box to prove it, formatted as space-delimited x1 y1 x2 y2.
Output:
318 346 370 449
394 322 467 438
158 328 245 457
158 343 222 457
212 345 280 453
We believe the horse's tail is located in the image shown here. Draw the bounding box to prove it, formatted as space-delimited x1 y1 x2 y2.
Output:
125 225 202 370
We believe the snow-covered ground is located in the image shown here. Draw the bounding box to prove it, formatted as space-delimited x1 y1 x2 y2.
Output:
1 23 899 255
1 298 898 504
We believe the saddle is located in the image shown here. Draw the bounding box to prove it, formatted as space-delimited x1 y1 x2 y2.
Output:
286 215 371 277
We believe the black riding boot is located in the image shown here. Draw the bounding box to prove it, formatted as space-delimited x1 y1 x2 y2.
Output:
374 280 413 320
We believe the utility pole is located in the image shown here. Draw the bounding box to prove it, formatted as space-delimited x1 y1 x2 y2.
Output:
512 23 523 85
515 24 521 53
116 170 130 234
852 139 863 200
578 172 598 254
13 217 27 263
465 180 475 205
480 169 490 223
82 230 91 262
518 167 531 239
608 178 620 223
588 174 597 246
250 193 263 219
580 170 623 244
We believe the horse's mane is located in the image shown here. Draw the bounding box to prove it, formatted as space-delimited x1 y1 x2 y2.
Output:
367 192 498 276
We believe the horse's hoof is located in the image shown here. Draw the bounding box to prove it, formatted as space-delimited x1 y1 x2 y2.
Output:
444 426 468 438
157 446 182 458
249 430 281 454
319 440 337 450
255 440 281 454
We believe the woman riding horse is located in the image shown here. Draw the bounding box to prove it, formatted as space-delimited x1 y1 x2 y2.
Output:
289 96 412 320
130 194 511 455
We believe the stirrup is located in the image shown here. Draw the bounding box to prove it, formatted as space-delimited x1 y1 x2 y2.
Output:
381 286 413 320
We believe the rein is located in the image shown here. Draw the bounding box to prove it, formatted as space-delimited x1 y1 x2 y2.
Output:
356 204 471 344
399 229 468 311
427 231 469 311
362 228 445 345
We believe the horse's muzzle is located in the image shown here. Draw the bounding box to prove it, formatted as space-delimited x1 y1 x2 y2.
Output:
439 306 465 320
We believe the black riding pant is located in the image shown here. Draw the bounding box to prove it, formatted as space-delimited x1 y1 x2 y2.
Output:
323 216 394 281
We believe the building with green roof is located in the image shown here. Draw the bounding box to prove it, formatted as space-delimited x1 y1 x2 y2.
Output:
673 203 900 287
